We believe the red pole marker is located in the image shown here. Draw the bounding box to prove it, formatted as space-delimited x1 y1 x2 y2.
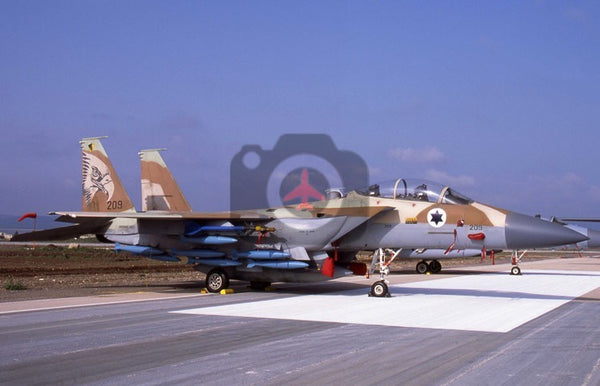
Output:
17 212 37 249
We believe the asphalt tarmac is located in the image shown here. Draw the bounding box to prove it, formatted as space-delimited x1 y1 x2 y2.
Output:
1 257 599 385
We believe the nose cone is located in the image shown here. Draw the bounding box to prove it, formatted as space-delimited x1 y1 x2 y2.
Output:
505 212 589 249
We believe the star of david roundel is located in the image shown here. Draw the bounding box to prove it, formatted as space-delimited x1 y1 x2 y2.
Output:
427 208 447 228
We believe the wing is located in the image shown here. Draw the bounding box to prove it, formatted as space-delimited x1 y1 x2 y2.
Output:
11 220 110 241
51 210 273 223
16 205 392 245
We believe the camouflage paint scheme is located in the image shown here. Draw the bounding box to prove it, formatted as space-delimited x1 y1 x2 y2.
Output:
13 137 588 291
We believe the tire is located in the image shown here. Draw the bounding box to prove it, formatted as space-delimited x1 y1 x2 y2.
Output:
206 269 229 293
510 266 521 276
429 260 442 274
370 281 389 297
416 261 429 274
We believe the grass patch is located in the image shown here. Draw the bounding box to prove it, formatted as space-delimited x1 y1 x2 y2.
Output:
4 279 27 291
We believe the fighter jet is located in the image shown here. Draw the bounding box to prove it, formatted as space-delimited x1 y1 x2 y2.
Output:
13 137 588 296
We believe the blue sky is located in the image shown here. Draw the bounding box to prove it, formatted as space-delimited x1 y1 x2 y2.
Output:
2 1 599 221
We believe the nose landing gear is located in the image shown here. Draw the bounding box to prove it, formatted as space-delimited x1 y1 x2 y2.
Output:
368 248 401 297
510 250 527 275
370 280 389 297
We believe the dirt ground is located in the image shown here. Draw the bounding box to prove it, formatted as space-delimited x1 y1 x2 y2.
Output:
0 244 203 302
0 244 576 302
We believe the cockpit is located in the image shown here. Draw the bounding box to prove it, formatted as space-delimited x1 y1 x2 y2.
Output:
353 178 473 205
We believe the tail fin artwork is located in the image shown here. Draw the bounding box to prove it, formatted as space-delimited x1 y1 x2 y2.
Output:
80 137 135 212
139 149 192 212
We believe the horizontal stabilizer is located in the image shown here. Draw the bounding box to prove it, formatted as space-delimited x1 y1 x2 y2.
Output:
11 222 108 242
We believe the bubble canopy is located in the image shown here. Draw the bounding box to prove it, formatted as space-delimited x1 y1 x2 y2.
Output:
354 178 473 205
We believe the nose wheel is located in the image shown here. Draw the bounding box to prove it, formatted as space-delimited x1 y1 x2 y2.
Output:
369 280 390 297
368 248 401 297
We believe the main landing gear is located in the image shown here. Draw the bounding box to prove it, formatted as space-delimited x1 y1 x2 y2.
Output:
205 269 273 293
415 260 442 274
206 268 229 293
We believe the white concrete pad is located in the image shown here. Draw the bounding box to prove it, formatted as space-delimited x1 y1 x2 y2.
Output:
172 270 600 333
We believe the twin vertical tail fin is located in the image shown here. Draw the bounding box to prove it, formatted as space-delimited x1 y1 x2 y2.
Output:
80 137 135 212
139 149 192 212
80 138 188 213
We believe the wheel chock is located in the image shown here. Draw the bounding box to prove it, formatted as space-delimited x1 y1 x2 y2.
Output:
220 289 235 295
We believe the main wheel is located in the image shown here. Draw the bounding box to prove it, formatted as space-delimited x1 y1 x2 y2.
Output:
370 281 389 297
206 269 229 293
416 261 429 274
510 266 521 276
429 260 442 274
